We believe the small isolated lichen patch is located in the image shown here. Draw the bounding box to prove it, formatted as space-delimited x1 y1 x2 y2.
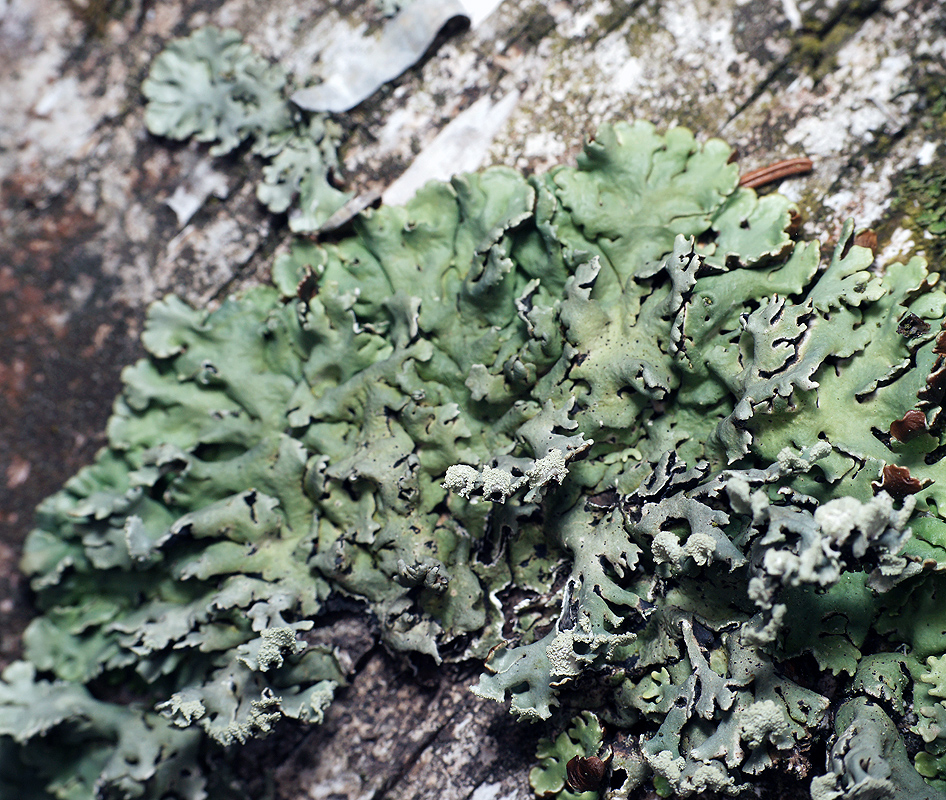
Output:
142 27 351 231
7 118 946 800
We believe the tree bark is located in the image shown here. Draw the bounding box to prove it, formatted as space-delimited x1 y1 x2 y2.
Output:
1 0 944 797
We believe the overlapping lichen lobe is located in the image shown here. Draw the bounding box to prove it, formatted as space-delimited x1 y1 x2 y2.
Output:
853 228 878 256
934 329 946 357
565 754 606 792
912 322 946 435
585 488 618 511
890 409 928 443
872 464 927 500
918 367 946 439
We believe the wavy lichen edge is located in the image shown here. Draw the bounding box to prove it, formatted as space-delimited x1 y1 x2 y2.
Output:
6 118 946 799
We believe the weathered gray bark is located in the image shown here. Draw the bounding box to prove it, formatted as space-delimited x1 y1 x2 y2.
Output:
1 0 944 797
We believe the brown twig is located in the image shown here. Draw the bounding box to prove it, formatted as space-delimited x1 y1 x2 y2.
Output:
739 157 813 189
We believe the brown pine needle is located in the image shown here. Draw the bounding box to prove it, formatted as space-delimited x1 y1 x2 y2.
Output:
739 157 813 189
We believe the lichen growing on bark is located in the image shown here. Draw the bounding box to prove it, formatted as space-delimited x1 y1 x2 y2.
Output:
6 114 946 800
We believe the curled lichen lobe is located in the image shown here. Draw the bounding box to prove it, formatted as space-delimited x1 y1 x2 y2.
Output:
565 755 606 792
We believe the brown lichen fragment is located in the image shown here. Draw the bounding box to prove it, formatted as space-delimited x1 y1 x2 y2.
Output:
914 321 946 421
919 360 946 436
585 488 618 511
871 464 930 500
935 330 946 357
920 362 946 408
853 228 878 256
787 209 803 238
565 755 606 792
897 312 931 339
890 409 928 442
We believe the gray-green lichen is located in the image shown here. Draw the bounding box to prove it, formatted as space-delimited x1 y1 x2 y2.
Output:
7 117 946 799
142 27 351 231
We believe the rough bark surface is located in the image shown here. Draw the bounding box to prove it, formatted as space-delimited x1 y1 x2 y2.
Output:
1 0 945 798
